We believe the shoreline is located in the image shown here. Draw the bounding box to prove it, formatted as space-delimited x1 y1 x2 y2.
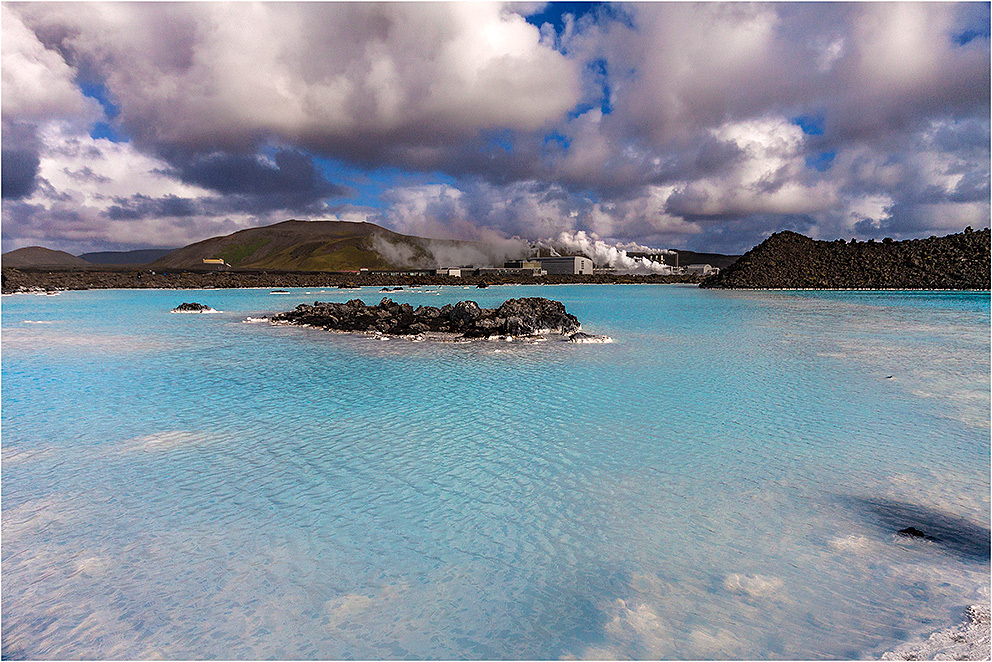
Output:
0 267 702 294
881 604 990 660
3 267 989 295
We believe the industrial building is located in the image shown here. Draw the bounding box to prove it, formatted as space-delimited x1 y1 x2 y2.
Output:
537 256 594 275
504 260 543 270
685 264 719 276
476 259 546 277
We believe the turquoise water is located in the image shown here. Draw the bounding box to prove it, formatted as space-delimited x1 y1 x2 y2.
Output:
2 285 989 660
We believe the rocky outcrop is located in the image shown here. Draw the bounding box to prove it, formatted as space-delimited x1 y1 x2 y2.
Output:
171 302 215 313
272 297 581 338
702 228 990 289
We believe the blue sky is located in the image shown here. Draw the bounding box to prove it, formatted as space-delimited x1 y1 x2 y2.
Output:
2 2 989 255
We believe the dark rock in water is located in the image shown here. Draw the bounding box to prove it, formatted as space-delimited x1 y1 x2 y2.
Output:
898 526 938 541
172 302 212 312
272 297 581 338
477 281 489 288
852 496 989 559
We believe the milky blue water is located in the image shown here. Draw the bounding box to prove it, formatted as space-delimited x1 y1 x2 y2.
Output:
2 285 989 660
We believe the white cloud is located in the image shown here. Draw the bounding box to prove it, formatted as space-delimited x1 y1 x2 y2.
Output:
12 3 580 154
33 124 209 202
0 5 100 125
667 117 839 217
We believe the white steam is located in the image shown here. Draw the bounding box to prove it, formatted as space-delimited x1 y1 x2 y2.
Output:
370 227 675 274
543 231 674 274
422 237 529 269
370 234 529 269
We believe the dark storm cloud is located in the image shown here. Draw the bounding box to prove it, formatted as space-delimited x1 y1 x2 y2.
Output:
1 121 43 200
105 194 199 221
1 149 41 199
175 149 346 201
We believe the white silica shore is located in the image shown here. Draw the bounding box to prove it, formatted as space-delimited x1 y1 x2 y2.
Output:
569 335 614 344
881 604 990 661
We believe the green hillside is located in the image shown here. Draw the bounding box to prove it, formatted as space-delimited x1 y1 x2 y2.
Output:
149 220 460 271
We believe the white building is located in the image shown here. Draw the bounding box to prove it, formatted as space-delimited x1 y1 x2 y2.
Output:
685 264 719 276
538 256 594 275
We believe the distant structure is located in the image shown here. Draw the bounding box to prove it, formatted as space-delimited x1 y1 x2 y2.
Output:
368 269 437 276
628 250 677 268
477 260 546 277
685 264 719 276
202 258 228 269
537 256 594 275
504 259 543 270
435 268 465 277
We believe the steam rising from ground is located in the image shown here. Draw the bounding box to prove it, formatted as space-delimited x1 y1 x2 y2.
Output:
373 229 675 274
543 231 674 274
370 234 529 270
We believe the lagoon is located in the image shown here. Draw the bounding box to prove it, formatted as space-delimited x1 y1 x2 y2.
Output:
2 285 989 659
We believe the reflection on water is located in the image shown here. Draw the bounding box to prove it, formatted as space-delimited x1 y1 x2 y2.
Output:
2 286 989 659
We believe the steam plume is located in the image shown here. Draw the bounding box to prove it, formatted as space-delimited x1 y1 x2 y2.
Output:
542 231 673 274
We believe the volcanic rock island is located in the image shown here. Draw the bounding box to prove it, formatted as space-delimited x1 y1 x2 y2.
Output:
271 296 606 342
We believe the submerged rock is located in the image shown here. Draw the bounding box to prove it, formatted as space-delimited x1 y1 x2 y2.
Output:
272 297 581 339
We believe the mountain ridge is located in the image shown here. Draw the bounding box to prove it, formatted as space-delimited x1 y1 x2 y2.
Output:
148 219 484 271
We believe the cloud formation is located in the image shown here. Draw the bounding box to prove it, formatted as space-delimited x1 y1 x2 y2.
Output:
2 2 988 254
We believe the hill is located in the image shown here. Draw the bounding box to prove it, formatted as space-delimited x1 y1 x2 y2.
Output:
148 220 488 271
668 250 739 270
702 228 990 289
79 249 176 265
2 246 92 268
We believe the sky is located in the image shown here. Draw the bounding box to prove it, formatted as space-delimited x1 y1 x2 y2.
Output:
2 2 989 255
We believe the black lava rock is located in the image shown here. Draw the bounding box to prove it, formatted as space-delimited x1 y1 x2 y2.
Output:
702 228 990 289
898 527 938 541
272 297 581 338
172 302 212 312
